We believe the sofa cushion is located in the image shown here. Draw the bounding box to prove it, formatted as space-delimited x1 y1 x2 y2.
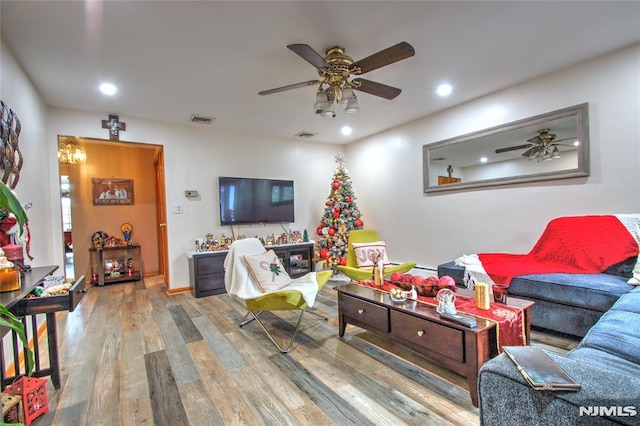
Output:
573 310 640 366
479 351 640 426
567 346 640 377
603 255 637 278
508 273 632 312
610 291 640 315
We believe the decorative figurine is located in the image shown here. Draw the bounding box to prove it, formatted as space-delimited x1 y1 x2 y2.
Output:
121 223 133 243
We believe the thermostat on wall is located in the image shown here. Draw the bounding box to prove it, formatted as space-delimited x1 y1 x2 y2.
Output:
185 190 199 198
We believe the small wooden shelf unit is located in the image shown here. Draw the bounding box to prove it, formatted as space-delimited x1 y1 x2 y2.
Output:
89 244 142 286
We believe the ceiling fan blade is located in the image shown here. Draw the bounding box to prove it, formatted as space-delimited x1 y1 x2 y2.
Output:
287 44 329 69
259 80 320 96
521 146 538 158
350 42 415 75
554 136 577 143
526 135 542 144
495 144 533 154
352 78 401 100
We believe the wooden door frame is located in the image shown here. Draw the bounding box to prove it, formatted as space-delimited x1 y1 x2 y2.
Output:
154 148 169 285
57 135 169 285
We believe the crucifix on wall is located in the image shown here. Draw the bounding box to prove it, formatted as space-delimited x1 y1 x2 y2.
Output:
101 114 126 141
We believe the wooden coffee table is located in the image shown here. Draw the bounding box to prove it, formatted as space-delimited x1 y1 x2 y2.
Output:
335 284 534 407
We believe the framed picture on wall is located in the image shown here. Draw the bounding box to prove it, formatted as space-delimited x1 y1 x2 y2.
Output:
92 178 134 205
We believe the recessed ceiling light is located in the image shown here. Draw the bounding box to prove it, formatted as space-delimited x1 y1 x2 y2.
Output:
436 83 453 97
341 126 352 136
480 157 488 163
99 82 117 95
573 140 580 146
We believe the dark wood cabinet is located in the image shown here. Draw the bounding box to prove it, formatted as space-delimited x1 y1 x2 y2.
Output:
188 242 315 298
270 242 314 278
189 250 226 298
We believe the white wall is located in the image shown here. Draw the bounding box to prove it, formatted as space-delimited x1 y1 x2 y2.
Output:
346 44 640 270
0 40 54 265
45 110 342 289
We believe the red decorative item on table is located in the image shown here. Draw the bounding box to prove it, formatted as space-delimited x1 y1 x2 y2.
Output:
389 273 458 297
3 376 48 426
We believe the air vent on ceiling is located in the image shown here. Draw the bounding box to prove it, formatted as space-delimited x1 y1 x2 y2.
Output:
190 114 215 125
295 131 316 139
432 157 446 161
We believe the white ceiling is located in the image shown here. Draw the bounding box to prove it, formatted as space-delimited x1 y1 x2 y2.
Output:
2 1 639 144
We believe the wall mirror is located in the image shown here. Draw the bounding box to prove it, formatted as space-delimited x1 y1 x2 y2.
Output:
423 103 589 193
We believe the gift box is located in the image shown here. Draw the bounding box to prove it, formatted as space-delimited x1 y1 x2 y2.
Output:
3 377 48 425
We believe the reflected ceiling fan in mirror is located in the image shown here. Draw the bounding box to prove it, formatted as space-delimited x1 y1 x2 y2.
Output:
495 129 577 161
259 42 415 117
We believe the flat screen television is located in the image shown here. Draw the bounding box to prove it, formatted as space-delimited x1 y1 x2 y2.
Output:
219 176 295 225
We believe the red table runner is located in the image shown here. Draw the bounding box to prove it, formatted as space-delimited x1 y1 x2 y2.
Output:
354 280 526 352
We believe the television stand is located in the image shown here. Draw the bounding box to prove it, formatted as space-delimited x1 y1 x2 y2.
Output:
187 241 314 298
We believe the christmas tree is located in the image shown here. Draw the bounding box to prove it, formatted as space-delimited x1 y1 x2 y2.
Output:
316 153 364 269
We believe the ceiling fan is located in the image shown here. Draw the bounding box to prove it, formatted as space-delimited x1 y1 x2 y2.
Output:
258 42 415 117
495 129 577 160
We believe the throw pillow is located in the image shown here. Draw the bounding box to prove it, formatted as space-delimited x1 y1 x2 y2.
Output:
351 241 391 269
244 250 292 292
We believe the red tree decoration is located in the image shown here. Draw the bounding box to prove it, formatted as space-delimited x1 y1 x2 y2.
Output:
316 154 364 269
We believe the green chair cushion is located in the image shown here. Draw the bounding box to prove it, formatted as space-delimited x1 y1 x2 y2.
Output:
245 270 332 311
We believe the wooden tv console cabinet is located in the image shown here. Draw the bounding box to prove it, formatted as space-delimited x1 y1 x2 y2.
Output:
188 241 314 298
335 284 533 407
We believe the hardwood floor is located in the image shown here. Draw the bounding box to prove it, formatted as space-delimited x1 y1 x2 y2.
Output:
29 276 578 425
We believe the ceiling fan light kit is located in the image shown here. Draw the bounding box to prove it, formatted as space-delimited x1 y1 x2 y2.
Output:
259 42 415 117
497 128 577 162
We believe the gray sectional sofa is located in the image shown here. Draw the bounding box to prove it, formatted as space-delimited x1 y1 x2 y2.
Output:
437 256 637 338
478 286 640 425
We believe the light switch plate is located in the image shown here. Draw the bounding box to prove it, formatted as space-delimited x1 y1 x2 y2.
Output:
172 204 183 214
185 190 199 198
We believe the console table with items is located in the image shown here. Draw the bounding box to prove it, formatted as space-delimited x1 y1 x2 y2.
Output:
335 283 534 407
1 266 86 390
89 243 142 286
188 241 315 298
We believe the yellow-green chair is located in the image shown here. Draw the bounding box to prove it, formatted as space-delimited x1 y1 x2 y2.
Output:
336 229 417 282
224 238 333 353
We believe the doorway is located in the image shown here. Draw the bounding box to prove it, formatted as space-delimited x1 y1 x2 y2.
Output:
60 175 74 277
58 136 168 284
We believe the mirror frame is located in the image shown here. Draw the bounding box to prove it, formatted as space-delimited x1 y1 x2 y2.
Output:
423 103 589 193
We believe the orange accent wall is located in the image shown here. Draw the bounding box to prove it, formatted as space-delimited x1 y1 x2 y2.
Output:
66 140 160 280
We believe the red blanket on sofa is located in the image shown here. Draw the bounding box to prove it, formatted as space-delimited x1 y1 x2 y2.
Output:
479 215 639 285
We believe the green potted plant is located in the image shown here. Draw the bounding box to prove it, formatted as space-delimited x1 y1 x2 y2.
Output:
0 179 34 376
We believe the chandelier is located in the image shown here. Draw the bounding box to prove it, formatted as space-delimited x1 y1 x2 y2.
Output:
58 142 86 165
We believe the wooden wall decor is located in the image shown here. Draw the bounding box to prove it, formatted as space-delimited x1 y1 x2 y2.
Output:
91 178 134 205
101 114 126 141
0 100 24 189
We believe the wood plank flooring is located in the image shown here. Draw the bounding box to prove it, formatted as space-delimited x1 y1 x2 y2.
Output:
28 276 578 425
